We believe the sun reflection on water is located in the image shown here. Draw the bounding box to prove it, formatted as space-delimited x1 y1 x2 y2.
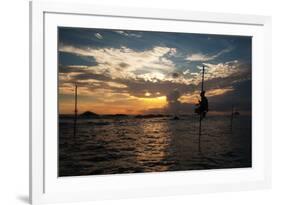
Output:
135 119 171 172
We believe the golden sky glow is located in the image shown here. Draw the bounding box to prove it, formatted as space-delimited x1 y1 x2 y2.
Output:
58 28 252 115
59 87 235 114
59 90 167 115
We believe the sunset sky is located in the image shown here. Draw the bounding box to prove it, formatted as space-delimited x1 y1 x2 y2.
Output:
58 27 252 115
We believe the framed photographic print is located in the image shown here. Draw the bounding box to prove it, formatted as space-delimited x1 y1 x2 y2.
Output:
30 1 272 204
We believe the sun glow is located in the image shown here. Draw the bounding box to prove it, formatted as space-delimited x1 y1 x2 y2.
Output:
59 95 167 115
132 96 167 113
144 91 151 97
141 96 166 106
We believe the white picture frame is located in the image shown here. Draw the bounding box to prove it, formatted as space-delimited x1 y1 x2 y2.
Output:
30 1 272 204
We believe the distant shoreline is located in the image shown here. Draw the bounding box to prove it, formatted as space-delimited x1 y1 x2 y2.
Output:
59 113 251 119
59 113 173 119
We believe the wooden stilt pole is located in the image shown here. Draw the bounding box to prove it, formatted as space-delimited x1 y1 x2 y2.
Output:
198 114 202 152
198 65 205 153
201 65 205 92
73 83 78 138
230 105 234 132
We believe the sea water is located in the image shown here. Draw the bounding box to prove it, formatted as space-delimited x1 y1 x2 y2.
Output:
58 115 251 176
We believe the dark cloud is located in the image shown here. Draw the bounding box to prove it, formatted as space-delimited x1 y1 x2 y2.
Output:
208 80 251 112
121 79 197 98
59 65 88 73
172 72 180 78
119 62 129 68
59 51 97 66
166 89 181 115
72 73 112 82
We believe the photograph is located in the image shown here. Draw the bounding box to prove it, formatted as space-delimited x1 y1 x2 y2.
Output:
58 27 252 177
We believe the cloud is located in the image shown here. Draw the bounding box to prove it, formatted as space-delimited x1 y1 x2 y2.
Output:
58 28 252 114
183 69 190 75
206 87 234 97
171 72 180 78
106 81 128 89
59 65 89 73
164 86 236 115
58 58 249 104
115 30 142 38
166 89 181 115
59 45 242 91
186 47 233 62
58 43 251 114
94 33 103 40
59 45 177 81
207 80 252 113
178 87 234 104
201 60 251 82
167 48 177 56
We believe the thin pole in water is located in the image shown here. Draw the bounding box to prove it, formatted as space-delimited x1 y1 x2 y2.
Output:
198 114 202 152
201 65 205 92
198 65 205 153
73 83 78 138
230 105 234 132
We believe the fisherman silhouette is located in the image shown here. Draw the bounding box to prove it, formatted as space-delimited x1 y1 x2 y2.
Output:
195 91 209 119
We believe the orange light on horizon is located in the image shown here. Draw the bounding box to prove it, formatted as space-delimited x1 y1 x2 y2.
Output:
59 95 167 115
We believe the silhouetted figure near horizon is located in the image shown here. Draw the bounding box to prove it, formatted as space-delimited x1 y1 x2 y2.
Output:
195 91 209 119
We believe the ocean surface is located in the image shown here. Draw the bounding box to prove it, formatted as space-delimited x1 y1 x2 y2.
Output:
58 115 251 177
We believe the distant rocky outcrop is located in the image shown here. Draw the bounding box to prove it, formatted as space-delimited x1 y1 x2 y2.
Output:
108 114 128 117
80 111 100 118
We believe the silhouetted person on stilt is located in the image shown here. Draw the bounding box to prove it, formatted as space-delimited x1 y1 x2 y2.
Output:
195 91 208 119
